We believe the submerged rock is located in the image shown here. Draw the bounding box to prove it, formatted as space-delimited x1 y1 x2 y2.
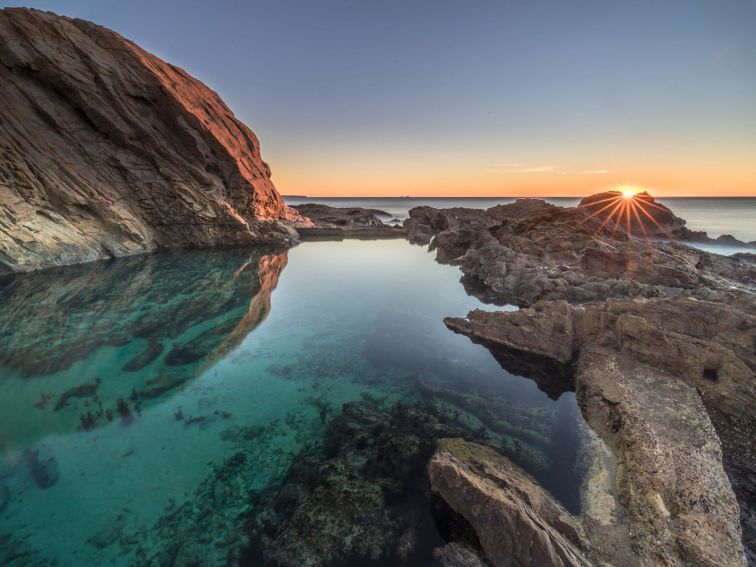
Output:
0 532 46 566
86 514 127 549
0 249 287 443
0 8 303 274
122 339 164 372
0 482 9 514
243 401 492 566
22 446 59 489
138 373 188 399
53 380 99 411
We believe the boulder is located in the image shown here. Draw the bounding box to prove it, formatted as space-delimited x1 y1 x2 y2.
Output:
429 438 591 567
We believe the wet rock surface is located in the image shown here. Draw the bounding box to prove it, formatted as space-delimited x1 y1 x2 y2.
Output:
445 299 753 565
0 8 303 274
430 438 591 567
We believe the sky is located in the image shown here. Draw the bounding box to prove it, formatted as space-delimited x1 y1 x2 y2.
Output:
2 1 755 197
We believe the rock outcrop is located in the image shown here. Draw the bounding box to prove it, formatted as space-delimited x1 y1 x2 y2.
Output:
429 438 592 567
405 198 754 306
445 298 754 566
292 203 406 239
407 194 753 565
0 8 303 274
292 203 391 228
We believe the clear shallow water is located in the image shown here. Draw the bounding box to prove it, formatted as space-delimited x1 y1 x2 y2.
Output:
285 196 756 251
0 240 586 566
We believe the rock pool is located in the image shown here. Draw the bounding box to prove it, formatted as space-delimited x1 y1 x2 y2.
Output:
0 239 587 566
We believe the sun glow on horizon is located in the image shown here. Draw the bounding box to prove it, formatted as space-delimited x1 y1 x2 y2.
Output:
619 185 643 198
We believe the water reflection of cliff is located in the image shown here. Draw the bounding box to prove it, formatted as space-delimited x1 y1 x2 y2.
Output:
0 248 287 443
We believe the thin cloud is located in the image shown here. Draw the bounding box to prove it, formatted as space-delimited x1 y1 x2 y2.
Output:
512 165 557 173
580 169 610 175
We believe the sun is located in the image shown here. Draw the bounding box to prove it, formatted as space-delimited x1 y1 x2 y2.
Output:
620 186 641 199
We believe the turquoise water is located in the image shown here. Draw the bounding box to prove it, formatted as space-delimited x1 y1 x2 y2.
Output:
0 240 586 566
285 196 756 248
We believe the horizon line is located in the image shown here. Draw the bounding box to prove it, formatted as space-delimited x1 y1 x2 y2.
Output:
282 194 756 199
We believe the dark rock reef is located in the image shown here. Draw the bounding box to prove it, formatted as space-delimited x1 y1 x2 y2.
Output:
292 203 391 228
0 8 305 274
242 401 488 567
292 203 406 239
405 196 754 306
410 194 753 565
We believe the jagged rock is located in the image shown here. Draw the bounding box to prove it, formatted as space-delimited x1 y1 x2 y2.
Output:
579 191 686 237
405 198 754 305
292 203 390 228
0 8 305 274
429 438 591 567
293 203 407 239
445 298 753 566
578 348 745 567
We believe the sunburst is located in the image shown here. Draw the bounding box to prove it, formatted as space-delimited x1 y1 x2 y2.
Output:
578 186 674 241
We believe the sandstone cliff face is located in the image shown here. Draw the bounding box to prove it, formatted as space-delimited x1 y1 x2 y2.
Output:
0 8 302 274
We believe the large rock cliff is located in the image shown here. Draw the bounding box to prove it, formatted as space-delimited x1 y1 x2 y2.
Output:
0 8 302 274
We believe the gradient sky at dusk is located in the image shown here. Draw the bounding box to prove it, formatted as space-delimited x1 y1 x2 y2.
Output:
3 0 755 196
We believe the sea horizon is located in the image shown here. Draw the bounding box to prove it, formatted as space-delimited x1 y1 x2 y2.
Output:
285 195 756 244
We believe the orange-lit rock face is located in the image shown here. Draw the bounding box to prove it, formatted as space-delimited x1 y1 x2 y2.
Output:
0 8 301 273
